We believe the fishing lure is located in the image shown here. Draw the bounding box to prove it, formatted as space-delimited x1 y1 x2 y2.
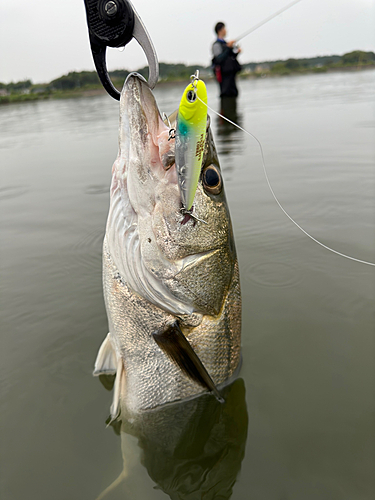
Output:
175 73 208 211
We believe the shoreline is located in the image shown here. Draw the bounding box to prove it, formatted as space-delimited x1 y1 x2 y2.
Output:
1 65 373 106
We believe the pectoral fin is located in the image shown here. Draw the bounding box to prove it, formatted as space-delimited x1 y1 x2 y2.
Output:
153 322 224 403
93 333 117 376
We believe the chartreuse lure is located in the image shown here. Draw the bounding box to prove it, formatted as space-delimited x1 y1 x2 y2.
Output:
175 75 208 211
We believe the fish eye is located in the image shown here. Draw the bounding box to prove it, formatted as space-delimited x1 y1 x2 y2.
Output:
202 165 222 195
187 90 197 103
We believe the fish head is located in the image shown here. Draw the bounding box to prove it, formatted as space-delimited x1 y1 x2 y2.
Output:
107 72 237 318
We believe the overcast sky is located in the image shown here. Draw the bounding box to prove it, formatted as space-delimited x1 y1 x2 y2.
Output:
1 0 374 83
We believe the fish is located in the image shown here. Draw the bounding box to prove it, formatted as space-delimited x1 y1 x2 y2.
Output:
175 78 208 210
94 73 241 416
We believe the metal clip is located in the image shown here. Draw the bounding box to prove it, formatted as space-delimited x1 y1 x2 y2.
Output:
190 70 200 89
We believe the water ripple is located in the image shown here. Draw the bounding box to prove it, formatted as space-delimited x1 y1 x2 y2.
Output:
70 226 104 272
244 261 303 288
84 185 109 195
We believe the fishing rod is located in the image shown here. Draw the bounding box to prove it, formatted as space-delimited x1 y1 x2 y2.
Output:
235 0 304 42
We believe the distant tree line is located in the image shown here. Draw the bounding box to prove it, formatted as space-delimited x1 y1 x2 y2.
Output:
243 50 375 75
342 50 375 65
0 79 33 92
1 51 374 98
48 71 100 90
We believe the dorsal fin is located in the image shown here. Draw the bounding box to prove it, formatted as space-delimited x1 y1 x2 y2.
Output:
153 322 224 403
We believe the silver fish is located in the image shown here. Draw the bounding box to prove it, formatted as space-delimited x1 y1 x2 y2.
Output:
94 74 241 415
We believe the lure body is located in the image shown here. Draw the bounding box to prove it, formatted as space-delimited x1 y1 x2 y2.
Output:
175 79 208 211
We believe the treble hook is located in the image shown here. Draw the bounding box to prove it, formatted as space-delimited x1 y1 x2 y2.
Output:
180 207 208 225
163 113 176 141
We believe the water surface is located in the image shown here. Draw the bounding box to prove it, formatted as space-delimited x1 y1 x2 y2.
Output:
1 70 374 500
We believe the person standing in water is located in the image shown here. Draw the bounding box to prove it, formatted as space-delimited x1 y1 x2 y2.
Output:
212 22 242 98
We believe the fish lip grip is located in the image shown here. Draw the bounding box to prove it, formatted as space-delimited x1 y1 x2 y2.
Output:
83 0 159 100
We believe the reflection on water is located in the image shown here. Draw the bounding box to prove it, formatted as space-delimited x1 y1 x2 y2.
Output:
215 97 243 157
100 379 248 500
220 97 239 126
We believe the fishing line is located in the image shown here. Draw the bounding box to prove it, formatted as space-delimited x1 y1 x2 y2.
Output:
197 95 375 267
235 0 304 42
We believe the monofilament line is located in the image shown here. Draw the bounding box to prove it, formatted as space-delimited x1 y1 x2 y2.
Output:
198 96 375 267
235 0 304 42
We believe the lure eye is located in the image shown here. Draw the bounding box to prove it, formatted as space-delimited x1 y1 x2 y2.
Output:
202 165 222 195
187 90 197 103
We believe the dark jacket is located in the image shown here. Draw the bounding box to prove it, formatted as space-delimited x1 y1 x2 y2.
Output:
212 39 241 75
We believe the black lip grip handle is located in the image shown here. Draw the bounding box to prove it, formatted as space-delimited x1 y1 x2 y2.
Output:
84 0 135 100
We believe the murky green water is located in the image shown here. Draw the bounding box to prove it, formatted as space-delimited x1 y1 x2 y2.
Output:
1 70 374 500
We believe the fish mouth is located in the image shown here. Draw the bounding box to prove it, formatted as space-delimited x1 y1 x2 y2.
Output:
120 73 177 182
